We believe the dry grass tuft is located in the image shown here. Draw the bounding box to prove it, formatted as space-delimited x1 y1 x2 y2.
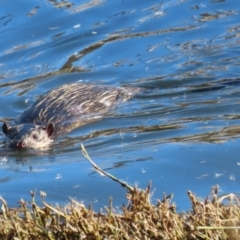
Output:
0 185 240 239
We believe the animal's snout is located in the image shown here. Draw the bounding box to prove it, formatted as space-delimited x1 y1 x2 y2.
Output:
16 141 26 149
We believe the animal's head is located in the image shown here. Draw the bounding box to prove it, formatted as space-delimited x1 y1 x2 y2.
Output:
2 122 55 149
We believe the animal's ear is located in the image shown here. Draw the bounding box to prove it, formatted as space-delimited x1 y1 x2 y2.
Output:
46 123 55 137
2 122 9 135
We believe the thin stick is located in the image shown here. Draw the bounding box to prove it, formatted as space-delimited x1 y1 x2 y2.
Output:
81 143 133 192
198 226 240 230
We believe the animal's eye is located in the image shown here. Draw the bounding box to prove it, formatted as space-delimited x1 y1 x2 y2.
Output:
32 134 38 140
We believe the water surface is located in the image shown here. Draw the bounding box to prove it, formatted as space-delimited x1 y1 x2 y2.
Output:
0 0 240 210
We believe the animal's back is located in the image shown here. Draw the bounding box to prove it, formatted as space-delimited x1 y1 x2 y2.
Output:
17 83 141 135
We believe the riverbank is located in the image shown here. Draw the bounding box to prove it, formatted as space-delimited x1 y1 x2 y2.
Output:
0 183 239 239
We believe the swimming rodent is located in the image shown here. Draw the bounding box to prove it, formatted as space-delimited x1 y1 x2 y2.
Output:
2 83 142 150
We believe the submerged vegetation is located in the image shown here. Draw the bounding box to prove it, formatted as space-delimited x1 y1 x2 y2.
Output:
0 145 240 239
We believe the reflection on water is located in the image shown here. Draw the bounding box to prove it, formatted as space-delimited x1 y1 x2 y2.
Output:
0 0 240 209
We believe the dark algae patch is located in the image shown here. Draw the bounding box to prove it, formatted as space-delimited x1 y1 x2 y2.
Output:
0 147 239 240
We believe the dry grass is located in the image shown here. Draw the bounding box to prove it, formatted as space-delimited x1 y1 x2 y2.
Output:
0 145 239 239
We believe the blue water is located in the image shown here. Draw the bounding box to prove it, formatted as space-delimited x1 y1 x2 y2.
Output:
0 0 240 210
